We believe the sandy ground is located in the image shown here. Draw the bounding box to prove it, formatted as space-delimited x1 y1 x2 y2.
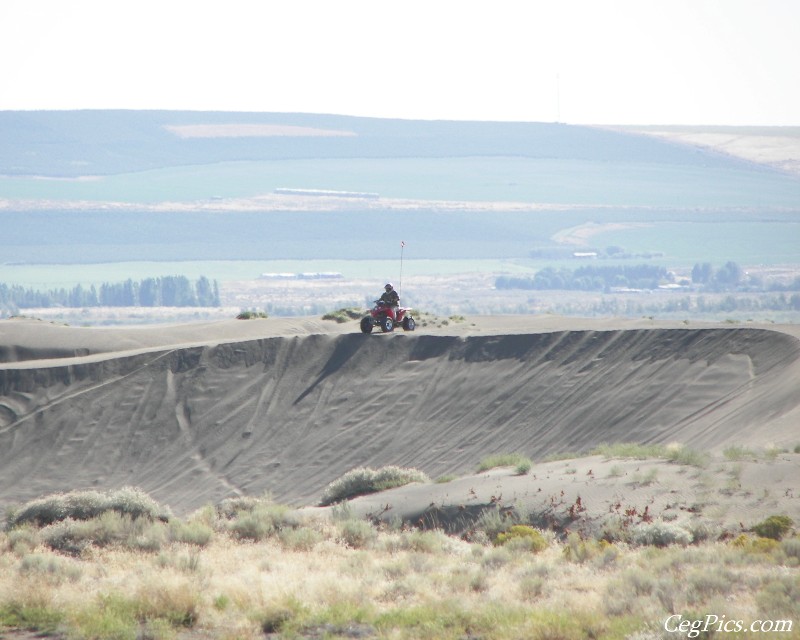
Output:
319 453 800 540
1 315 798 531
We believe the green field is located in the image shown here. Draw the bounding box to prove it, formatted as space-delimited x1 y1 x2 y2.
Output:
2 206 798 268
581 219 800 264
3 156 800 208
0 259 540 290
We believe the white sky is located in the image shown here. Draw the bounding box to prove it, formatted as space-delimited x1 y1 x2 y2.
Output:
2 0 798 125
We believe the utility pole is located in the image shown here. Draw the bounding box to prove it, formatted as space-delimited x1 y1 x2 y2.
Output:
556 73 561 123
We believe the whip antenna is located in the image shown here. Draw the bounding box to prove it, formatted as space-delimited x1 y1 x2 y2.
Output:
399 240 405 297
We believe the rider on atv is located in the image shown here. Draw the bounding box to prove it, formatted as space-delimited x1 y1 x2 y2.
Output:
378 283 400 320
360 282 415 333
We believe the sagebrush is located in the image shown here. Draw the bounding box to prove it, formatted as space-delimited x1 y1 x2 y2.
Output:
320 466 430 506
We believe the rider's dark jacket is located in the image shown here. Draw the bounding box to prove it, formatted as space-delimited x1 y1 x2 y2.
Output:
380 289 399 306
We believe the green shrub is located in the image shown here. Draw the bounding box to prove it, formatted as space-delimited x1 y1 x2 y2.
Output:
781 536 800 561
495 525 547 553
252 597 309 635
256 604 296 634
730 533 752 549
7 487 171 528
629 521 692 547
477 453 532 473
0 602 64 635
393 530 448 554
664 446 708 468
4 525 39 555
76 584 199 638
435 474 458 484
473 507 514 540
763 445 782 461
731 533 779 554
133 582 200 628
320 466 430 505
40 512 167 555
228 503 299 541
215 495 270 519
687 520 722 543
620 567 656 597
593 442 707 467
337 519 377 549
630 468 659 486
168 520 213 547
514 459 532 475
752 515 794 540
723 445 757 461
236 310 268 319
279 526 322 551
480 546 512 570
687 568 735 599
322 308 362 323
71 593 138 640
212 594 230 612
756 575 800 618
18 553 82 583
562 533 613 564
592 442 665 459
751 537 780 554
519 575 545 600
177 550 202 574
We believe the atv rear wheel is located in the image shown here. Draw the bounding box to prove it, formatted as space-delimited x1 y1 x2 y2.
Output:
402 316 416 331
360 316 373 334
380 315 394 333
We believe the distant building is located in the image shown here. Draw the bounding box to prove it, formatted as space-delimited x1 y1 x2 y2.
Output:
658 283 686 290
260 272 343 280
298 272 343 280
274 188 379 199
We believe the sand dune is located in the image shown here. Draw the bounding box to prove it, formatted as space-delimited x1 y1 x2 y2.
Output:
1 317 798 516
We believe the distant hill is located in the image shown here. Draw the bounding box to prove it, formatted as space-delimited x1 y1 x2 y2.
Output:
1 111 799 265
612 124 800 178
0 110 754 177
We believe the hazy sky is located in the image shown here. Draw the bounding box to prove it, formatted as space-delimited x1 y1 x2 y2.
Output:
2 0 798 125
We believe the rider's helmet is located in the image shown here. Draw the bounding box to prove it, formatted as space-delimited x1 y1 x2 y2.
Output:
385 283 393 291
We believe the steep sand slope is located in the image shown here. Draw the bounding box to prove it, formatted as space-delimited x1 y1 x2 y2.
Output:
1 319 798 514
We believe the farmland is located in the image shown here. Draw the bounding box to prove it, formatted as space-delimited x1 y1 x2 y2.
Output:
1 111 798 321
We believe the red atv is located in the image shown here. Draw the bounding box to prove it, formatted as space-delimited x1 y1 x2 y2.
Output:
360 301 416 333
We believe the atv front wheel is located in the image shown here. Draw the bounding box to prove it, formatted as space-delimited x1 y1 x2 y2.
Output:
360 317 373 334
402 316 416 331
380 315 394 333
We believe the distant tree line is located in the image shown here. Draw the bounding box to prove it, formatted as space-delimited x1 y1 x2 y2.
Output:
497 261 800 294
691 262 742 290
496 264 667 292
691 261 800 292
0 276 220 313
584 292 800 316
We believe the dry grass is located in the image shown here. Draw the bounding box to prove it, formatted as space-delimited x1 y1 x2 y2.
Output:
2 491 799 639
